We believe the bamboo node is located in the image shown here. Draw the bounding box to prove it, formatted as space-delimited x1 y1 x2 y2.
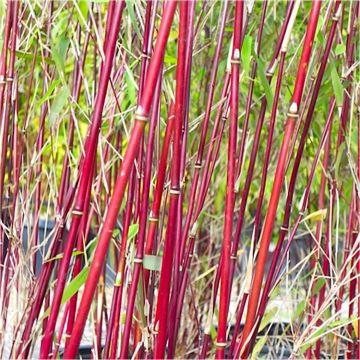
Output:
135 107 149 122
169 188 181 195
287 112 298 119
215 342 227 348
134 257 143 264
280 226 288 231
230 59 241 65
148 216 159 223
230 255 237 260
194 163 202 169
6 77 14 82
135 113 149 122
72 209 83 216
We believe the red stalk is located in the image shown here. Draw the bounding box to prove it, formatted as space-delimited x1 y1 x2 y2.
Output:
143 103 175 289
153 2 188 358
179 0 229 262
230 51 286 356
0 1 14 275
0 0 19 344
31 2 54 274
215 2 243 359
201 2 294 355
16 23 92 353
251 0 296 243
39 3 125 357
104 171 136 359
168 2 196 354
240 98 336 359
238 2 322 356
63 3 177 358
257 1 341 350
207 0 294 326
234 0 268 181
120 68 162 358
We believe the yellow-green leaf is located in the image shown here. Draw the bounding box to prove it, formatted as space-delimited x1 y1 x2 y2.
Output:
251 336 267 360
241 35 252 74
302 209 327 223
259 307 278 332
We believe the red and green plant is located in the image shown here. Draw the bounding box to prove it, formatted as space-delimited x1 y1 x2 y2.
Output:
0 1 358 359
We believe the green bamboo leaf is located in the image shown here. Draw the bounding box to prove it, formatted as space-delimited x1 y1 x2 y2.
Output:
334 44 346 56
128 223 139 241
44 250 83 263
300 327 326 352
164 54 177 65
143 255 162 272
330 65 343 106
311 277 326 296
241 35 252 74
135 275 146 326
334 142 346 180
255 54 273 107
124 68 137 104
259 306 278 332
38 79 61 106
210 323 217 340
52 36 70 79
251 336 267 360
300 316 349 353
49 86 70 124
42 266 89 318
292 300 306 321
125 0 142 39
112 228 120 238
78 0 88 21
302 209 327 223
15 50 53 65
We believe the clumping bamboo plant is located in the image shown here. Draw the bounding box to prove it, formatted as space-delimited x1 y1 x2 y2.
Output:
0 1 358 359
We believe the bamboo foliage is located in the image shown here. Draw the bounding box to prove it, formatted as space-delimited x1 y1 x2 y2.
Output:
0 1 358 359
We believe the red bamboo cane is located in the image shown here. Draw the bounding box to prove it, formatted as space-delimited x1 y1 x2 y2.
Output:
39 3 125 357
63 3 177 358
215 2 243 358
238 2 322 356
